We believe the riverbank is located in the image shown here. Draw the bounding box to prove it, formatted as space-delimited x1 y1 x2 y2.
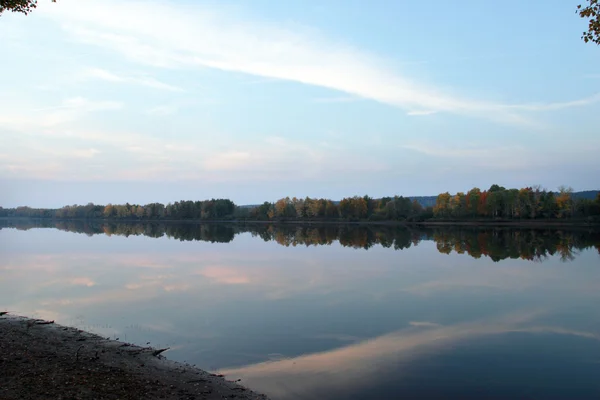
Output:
2 216 600 229
0 314 268 400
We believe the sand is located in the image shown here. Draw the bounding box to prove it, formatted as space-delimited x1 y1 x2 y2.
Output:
0 314 268 400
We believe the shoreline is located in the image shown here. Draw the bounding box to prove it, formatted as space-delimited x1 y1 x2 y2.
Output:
2 216 599 229
0 314 268 400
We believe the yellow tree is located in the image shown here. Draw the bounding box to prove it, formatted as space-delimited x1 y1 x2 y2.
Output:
293 197 305 218
308 198 324 218
135 205 145 219
556 185 574 218
274 198 288 218
103 204 114 218
433 192 451 218
351 196 368 219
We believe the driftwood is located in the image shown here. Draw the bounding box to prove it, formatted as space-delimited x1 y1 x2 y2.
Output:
34 320 55 325
152 348 170 357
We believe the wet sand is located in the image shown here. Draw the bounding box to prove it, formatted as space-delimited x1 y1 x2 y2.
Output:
0 314 268 400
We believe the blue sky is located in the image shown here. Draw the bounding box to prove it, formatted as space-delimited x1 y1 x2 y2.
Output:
1 0 599 207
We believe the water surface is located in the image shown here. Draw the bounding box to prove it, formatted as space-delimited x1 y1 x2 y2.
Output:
1 221 599 399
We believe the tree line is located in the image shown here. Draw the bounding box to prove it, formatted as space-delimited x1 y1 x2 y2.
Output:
1 185 599 223
2 219 598 263
433 185 600 220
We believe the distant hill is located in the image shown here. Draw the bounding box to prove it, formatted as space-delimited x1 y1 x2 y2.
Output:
238 204 261 209
239 191 598 209
408 196 437 207
571 190 599 200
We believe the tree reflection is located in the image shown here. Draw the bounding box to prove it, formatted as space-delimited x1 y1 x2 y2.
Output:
1 219 598 263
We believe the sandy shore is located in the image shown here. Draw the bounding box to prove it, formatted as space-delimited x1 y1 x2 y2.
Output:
0 314 268 400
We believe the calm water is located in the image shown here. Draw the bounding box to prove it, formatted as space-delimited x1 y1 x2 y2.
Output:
1 220 600 399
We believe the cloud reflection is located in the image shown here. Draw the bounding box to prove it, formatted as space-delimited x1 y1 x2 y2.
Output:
220 311 599 399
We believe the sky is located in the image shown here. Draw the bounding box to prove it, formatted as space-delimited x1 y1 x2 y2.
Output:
0 0 599 208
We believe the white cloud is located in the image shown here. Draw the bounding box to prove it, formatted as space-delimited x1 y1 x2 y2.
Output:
402 142 521 158
204 151 252 172
82 67 183 92
72 148 101 159
221 311 595 397
68 277 96 287
0 96 123 131
145 104 178 116
501 93 600 112
409 321 441 328
401 142 532 170
32 0 597 126
406 110 438 116
313 96 362 104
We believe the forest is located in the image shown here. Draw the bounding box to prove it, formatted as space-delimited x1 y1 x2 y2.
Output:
1 219 598 263
1 185 599 223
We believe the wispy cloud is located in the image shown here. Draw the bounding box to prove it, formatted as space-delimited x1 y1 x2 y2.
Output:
71 148 101 159
406 110 438 116
33 0 596 127
203 151 252 172
401 142 532 170
145 104 179 116
241 76 285 85
200 136 389 182
313 96 362 104
81 67 183 92
402 142 523 159
409 321 441 328
503 93 600 112
220 311 567 397
0 96 123 131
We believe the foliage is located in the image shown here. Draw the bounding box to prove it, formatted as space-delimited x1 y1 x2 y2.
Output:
2 188 598 222
432 185 600 221
0 0 55 16
578 1 600 45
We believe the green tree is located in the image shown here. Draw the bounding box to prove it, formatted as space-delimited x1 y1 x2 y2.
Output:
578 1 600 45
324 200 338 218
467 188 481 217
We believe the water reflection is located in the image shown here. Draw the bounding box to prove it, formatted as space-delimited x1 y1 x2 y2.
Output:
221 311 600 399
2 219 599 262
1 221 600 399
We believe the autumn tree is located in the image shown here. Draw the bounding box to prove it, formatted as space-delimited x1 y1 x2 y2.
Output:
293 197 306 219
274 198 288 218
135 205 145 219
324 200 338 218
338 198 352 219
578 1 600 45
103 204 115 219
308 198 325 218
556 185 574 218
0 0 55 15
433 192 451 218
